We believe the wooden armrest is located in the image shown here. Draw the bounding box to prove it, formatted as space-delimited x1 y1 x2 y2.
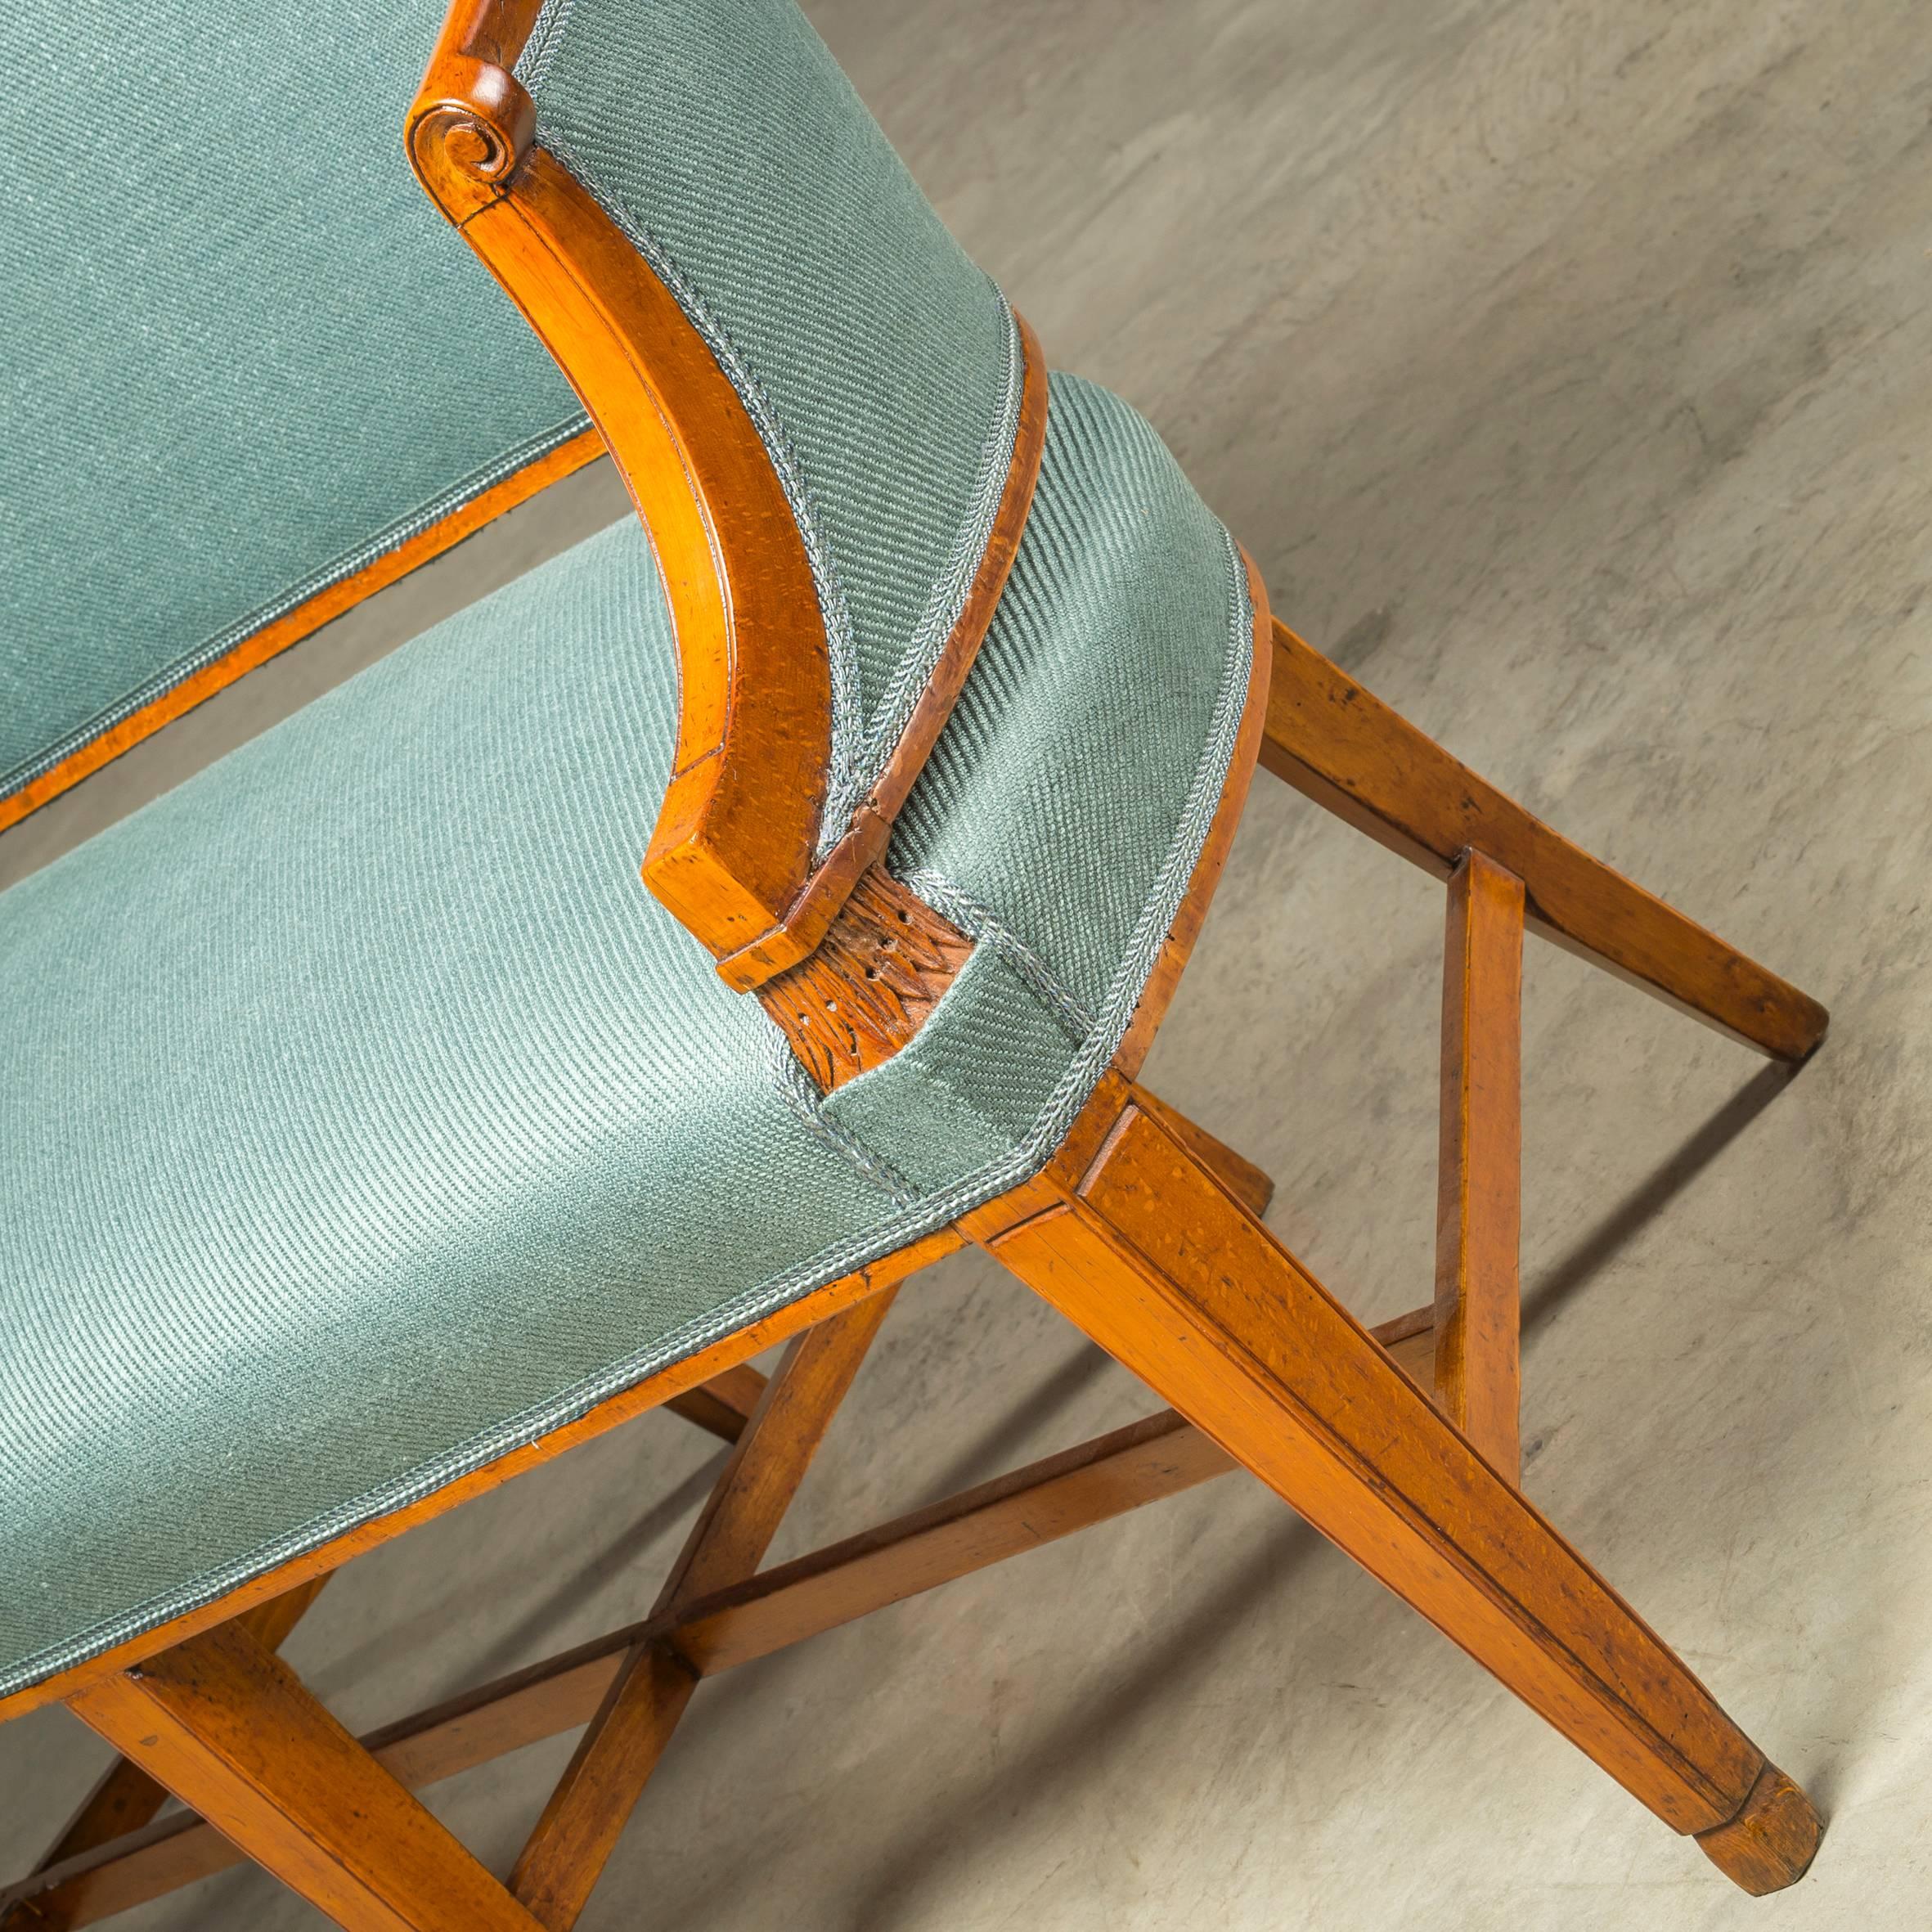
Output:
406 1 1045 988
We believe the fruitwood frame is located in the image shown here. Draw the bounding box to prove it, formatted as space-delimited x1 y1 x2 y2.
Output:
0 600 1827 1924
0 0 1831 1921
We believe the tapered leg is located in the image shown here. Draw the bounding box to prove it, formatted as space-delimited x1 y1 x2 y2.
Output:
66 1622 540 1930
973 1086 1819 1893
1435 850 1525 1478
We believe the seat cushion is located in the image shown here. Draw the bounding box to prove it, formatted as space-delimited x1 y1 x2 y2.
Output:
0 375 1253 1699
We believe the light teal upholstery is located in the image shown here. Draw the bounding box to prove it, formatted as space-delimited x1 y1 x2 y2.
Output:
0 3 585 804
519 0 1021 849
2 0 1017 861
0 375 1253 1699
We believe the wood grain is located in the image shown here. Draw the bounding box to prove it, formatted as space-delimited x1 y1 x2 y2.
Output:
1434 851 1525 1479
1695 1760 1823 1894
510 1296 896 1927
663 1365 768 1445
66 1624 540 1930
1260 618 1827 1060
7 1578 333 1932
1134 1088 1275 1220
408 11 1051 984
978 1087 1813 1876
0 431 602 836
510 1645 696 1931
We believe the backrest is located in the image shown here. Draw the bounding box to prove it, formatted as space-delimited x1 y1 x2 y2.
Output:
7 2 1032 988
0 3 587 828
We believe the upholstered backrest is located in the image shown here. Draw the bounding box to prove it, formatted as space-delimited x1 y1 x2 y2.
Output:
3 0 1023 867
0 4 586 822
516 0 1022 847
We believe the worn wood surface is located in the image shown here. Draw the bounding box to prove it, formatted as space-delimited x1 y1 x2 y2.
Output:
1434 850 1525 1479
1260 618 1828 1060
973 1083 1820 1889
7 1579 333 1930
1695 1761 1823 1893
1134 1088 1275 1220
66 1625 541 1930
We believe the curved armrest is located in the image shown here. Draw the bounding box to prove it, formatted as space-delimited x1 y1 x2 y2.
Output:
407 1 1045 988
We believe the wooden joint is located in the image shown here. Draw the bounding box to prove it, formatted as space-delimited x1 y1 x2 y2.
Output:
663 1365 768 1444
507 1296 896 1926
1258 618 1828 1060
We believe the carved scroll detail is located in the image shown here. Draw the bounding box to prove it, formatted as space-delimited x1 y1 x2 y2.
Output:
407 54 538 220
757 868 973 1092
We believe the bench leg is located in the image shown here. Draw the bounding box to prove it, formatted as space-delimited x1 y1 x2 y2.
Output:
1433 849 1525 1479
66 1622 541 1931
973 1086 1821 1895
1260 618 1827 1061
21 1575 332 1904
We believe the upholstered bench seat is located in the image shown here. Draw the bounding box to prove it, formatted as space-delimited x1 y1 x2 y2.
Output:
0 374 1251 1701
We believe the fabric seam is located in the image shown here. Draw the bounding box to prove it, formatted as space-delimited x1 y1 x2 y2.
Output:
0 417 591 804
892 866 1099 1040
819 294 1023 850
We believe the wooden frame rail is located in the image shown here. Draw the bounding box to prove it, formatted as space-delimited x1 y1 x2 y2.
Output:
1261 619 1826 1060
0 1108 1292 1931
0 585 1831 1918
0 430 604 837
21 1305 1479 1928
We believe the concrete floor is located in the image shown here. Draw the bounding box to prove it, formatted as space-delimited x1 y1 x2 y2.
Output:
4 0 1930 1924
